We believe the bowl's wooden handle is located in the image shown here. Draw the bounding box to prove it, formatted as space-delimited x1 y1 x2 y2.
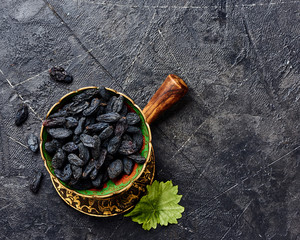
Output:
142 74 188 124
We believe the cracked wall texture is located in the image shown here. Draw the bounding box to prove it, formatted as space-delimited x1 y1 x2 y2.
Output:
0 0 299 239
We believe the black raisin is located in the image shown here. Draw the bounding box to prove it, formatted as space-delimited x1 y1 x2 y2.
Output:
71 165 82 180
64 75 73 83
73 135 81 144
48 110 68 118
105 96 117 113
118 140 137 155
80 134 96 148
96 112 121 123
107 136 122 155
27 133 39 153
133 132 143 151
72 89 100 102
45 139 61 154
119 104 128 117
69 178 92 190
127 154 146 164
126 126 141 134
123 158 134 175
99 126 114 140
49 66 73 83
83 98 101 116
43 117 66 127
62 142 78 153
68 153 85 167
115 117 128 137
47 128 73 140
65 117 78 128
91 173 103 188
107 160 123 179
95 149 107 169
84 116 96 128
126 112 140 125
15 104 28 126
55 164 72 182
67 101 89 115
78 143 90 164
82 159 95 178
86 122 109 133
30 172 43 193
74 117 86 135
122 134 133 141
91 135 101 160
99 87 111 101
90 167 98 180
52 148 66 169
112 95 124 113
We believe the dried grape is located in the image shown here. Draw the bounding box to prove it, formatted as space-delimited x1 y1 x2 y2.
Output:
90 167 98 180
123 158 134 175
107 136 121 155
96 112 121 123
99 86 110 101
86 122 109 133
71 165 82 180
91 135 101 160
30 172 43 193
68 153 85 167
115 117 128 137
74 117 86 135
78 143 90 164
80 134 96 148
128 154 146 164
65 117 78 128
126 126 141 134
99 126 114 140
91 173 103 188
105 96 117 113
48 128 72 139
126 112 140 125
62 142 78 153
15 104 28 126
49 66 73 84
72 89 99 102
112 95 124 113
27 133 39 153
52 148 66 169
82 159 95 178
83 98 101 116
43 117 66 127
107 160 123 179
45 139 61 154
55 164 72 182
95 149 107 169
118 140 137 155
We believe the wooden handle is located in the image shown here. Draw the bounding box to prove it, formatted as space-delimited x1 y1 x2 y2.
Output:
142 74 188 124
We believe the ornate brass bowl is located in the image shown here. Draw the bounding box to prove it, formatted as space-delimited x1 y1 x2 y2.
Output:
40 75 188 217
40 87 154 217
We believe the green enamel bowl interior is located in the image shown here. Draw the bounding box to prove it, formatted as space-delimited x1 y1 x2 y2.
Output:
40 87 151 197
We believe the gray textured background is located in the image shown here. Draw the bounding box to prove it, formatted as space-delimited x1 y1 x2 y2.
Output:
0 0 300 239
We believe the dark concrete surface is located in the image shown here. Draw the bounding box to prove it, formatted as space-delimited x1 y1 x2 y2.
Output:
0 0 299 239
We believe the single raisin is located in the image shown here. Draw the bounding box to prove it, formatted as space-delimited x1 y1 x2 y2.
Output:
27 133 39 153
15 104 28 126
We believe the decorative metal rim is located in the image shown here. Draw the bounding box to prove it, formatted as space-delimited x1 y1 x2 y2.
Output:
40 86 152 199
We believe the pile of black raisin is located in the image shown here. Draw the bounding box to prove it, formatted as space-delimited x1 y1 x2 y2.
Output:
43 87 146 190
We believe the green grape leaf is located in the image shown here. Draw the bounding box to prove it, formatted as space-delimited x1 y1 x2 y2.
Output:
125 180 185 230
